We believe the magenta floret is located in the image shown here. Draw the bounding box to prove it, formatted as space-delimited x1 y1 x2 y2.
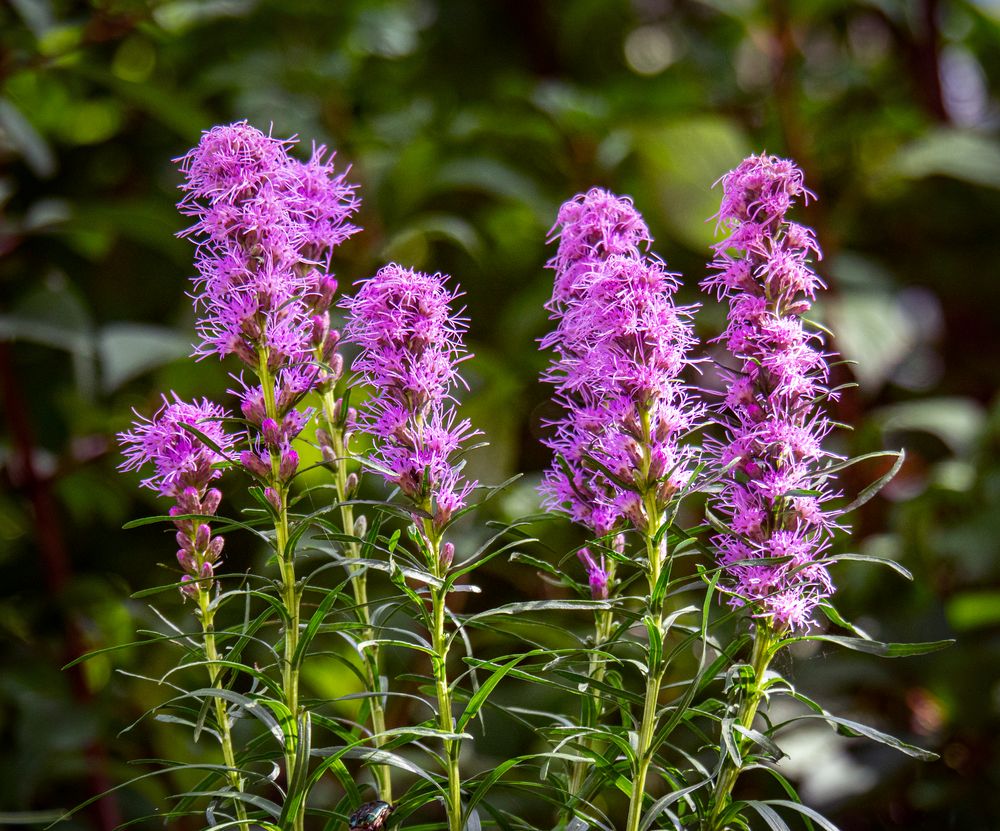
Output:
704 154 839 631
118 394 234 497
343 264 478 530
540 189 701 578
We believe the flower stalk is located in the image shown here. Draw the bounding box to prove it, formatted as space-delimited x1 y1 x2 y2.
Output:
540 189 701 825
704 625 780 830
343 263 477 829
195 585 249 825
700 155 839 828
425 521 463 831
256 353 302 819
318 385 393 802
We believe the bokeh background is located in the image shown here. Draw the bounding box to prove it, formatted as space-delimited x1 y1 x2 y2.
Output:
2 0 999 829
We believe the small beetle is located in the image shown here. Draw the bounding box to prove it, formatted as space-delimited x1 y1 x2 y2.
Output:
348 801 395 831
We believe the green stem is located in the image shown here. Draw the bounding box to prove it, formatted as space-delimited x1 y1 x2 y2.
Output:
424 522 462 831
564 606 613 822
319 389 392 802
624 513 668 831
625 404 670 831
197 588 249 825
257 351 302 831
704 625 779 831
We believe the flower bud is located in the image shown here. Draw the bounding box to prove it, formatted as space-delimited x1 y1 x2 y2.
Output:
233 340 257 368
316 275 338 310
353 514 367 539
618 492 648 533
208 534 225 561
202 488 223 516
177 487 201 514
241 450 271 479
439 541 455 570
195 522 212 552
264 487 282 512
241 392 266 425
176 530 195 553
179 574 199 599
261 418 282 447
345 472 359 497
311 313 330 348
279 446 299 481
328 351 344 380
177 548 197 571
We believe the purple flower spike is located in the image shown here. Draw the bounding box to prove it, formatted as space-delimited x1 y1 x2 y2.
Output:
343 264 478 533
118 394 234 498
703 154 838 632
177 121 360 378
547 188 652 308
540 190 700 558
118 395 234 596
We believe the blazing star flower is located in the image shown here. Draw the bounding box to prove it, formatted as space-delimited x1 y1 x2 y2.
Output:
118 394 234 596
177 121 360 485
540 190 700 559
118 394 233 497
342 264 477 533
703 154 839 631
547 188 652 309
176 121 359 379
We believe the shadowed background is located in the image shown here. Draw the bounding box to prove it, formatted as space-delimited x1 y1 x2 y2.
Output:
1 1 999 828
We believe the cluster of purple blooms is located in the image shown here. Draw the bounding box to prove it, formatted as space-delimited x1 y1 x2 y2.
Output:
343 264 477 544
704 154 838 630
176 121 360 489
540 189 701 597
118 395 234 596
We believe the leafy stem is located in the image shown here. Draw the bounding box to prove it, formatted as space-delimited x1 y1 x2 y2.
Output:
196 586 248 825
424 517 463 831
319 385 392 802
624 404 671 831
257 349 303 831
704 622 781 830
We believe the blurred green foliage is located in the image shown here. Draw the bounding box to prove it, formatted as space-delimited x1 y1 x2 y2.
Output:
1 0 999 828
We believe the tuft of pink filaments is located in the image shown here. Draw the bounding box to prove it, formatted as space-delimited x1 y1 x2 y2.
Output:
704 154 839 631
118 395 235 597
540 189 701 590
342 263 478 535
176 121 360 484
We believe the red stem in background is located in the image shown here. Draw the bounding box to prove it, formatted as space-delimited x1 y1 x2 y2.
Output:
0 341 121 831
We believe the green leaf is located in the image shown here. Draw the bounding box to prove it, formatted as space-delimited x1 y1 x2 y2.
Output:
98 323 190 392
315 745 438 785
829 552 912 581
890 127 1000 190
291 587 340 670
744 802 792 831
456 653 528 732
838 449 904 514
792 634 953 658
761 800 842 831
785 710 938 761
464 599 611 626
